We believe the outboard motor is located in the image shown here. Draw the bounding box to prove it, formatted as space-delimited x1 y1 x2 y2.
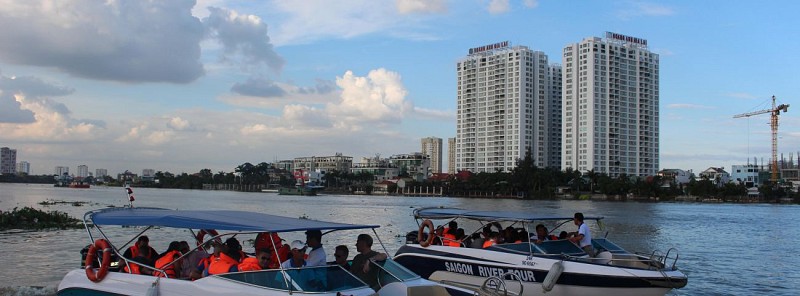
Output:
405 230 420 244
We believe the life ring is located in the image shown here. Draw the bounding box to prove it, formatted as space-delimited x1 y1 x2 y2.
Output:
417 219 436 248
85 239 112 282
196 229 220 246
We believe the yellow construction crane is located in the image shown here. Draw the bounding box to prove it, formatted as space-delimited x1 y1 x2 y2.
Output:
733 95 789 182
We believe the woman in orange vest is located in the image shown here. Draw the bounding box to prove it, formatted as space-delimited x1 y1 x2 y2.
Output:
153 241 183 278
238 248 271 271
205 238 242 276
483 231 499 248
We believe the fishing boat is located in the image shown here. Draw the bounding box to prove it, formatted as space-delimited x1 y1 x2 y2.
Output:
393 207 688 296
277 185 319 196
58 207 472 295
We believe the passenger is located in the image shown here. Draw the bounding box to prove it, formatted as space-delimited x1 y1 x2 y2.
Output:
443 221 458 246
468 232 484 248
121 236 158 273
482 231 499 248
205 239 240 275
255 232 288 269
238 248 271 271
533 224 559 243
127 255 154 275
503 226 516 244
517 229 529 243
331 245 350 270
452 228 466 247
568 212 595 257
179 241 202 278
281 240 308 269
305 230 326 267
153 241 183 278
432 226 445 245
189 242 216 280
350 234 388 289
558 231 569 240
224 237 246 262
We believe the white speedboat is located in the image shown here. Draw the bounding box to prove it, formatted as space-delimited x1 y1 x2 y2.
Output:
58 207 470 295
393 207 688 296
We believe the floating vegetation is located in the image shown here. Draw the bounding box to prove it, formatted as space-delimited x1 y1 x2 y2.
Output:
0 207 82 230
38 199 88 207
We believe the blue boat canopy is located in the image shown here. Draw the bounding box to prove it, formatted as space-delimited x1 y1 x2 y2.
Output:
88 207 379 232
413 207 603 222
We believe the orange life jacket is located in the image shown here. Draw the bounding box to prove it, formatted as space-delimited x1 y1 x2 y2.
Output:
268 245 290 269
123 262 144 274
483 239 496 248
237 257 262 272
153 250 181 278
208 253 239 275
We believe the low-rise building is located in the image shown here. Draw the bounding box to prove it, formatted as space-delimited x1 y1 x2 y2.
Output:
698 167 730 187
730 164 761 187
657 169 692 185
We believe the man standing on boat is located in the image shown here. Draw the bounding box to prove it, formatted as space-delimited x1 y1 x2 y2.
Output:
305 230 326 267
569 212 595 256
351 234 387 289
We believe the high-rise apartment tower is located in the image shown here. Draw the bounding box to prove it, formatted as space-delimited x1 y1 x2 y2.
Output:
421 137 443 174
562 32 659 177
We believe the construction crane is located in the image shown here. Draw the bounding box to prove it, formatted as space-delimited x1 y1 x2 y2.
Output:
733 95 789 182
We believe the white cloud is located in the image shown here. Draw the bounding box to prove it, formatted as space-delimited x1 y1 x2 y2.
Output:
168 117 191 131
396 0 447 14
328 69 412 127
488 0 511 14
0 0 205 83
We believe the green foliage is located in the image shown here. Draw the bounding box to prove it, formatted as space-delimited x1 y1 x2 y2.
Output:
0 207 82 230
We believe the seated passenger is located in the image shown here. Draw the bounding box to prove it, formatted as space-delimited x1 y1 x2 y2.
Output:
121 236 158 272
238 248 271 271
153 241 184 278
127 255 154 275
516 229 529 243
350 234 388 289
281 240 308 269
330 245 350 270
432 226 445 246
482 232 499 248
205 240 240 276
558 231 569 240
224 237 246 262
468 232 484 248
443 221 459 246
533 224 559 243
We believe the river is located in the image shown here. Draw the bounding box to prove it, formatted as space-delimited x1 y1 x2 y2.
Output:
1 183 798 295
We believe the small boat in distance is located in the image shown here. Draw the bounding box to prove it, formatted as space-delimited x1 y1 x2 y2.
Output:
68 181 91 189
278 169 321 196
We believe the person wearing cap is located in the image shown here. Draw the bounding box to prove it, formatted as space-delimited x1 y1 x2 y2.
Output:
305 230 326 267
350 234 387 289
280 240 307 269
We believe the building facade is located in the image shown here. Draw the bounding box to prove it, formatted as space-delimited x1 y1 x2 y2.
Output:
447 137 455 173
455 41 561 173
293 153 353 174
562 32 659 177
77 165 89 178
1 147 17 174
17 161 30 175
731 164 761 187
95 169 108 178
55 166 69 177
421 137 443 174
389 153 431 181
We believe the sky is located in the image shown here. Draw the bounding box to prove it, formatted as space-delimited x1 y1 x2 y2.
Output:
0 0 798 176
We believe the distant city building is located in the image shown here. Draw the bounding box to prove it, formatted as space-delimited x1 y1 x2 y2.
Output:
698 167 730 187
95 169 108 178
657 169 691 185
421 137 443 174
447 137 455 173
455 41 562 173
352 156 399 182
77 165 89 178
731 164 761 187
275 160 293 171
547 65 563 169
142 169 155 182
118 170 138 184
389 153 430 182
1 147 17 174
55 166 69 177
562 32 659 177
16 161 30 175
293 153 353 173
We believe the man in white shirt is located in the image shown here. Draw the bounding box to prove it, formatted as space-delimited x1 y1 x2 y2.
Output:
280 240 308 269
305 230 326 267
569 212 595 257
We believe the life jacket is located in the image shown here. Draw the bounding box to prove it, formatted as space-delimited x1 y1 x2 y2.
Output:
238 257 262 272
482 239 496 248
443 228 459 247
255 232 283 251
208 253 239 275
123 262 143 274
153 250 181 278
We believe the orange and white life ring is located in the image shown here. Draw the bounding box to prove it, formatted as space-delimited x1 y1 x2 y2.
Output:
196 229 220 246
417 219 436 248
85 239 112 282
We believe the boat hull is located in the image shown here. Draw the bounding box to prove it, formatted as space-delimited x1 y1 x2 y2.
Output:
278 187 317 196
394 245 687 296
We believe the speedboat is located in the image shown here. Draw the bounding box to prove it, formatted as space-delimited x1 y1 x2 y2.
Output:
393 207 688 296
57 207 471 295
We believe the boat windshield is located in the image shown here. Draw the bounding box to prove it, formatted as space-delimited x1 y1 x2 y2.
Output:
373 259 421 285
217 265 368 293
490 241 586 256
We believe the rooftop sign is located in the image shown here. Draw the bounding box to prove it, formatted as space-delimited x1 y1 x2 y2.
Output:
605 32 647 46
469 41 509 55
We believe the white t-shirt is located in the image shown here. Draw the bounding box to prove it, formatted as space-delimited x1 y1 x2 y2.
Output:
577 223 592 248
306 246 326 267
281 258 307 269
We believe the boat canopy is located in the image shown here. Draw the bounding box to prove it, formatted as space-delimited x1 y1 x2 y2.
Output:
87 207 379 232
413 207 603 222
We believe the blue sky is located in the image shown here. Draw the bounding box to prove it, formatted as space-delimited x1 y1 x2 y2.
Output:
0 0 798 176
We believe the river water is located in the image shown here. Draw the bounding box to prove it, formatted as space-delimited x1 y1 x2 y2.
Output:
1 183 798 295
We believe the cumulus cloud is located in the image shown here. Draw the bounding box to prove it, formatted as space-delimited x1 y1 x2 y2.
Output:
167 117 191 131
230 77 287 97
328 69 412 127
203 6 285 73
396 0 447 14
0 0 205 83
281 105 332 128
0 74 74 123
297 79 337 95
488 0 511 14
